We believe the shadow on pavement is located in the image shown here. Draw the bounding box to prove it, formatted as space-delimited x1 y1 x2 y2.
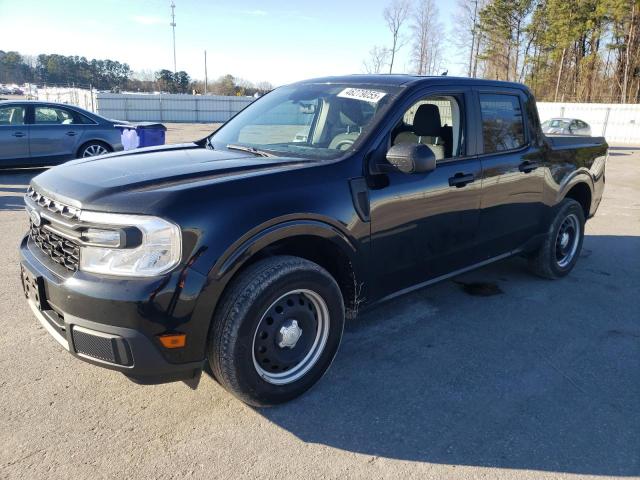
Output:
0 195 26 211
0 170 42 211
261 235 640 477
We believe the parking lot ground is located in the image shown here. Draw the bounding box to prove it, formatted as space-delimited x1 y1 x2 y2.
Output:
0 146 638 480
164 122 220 145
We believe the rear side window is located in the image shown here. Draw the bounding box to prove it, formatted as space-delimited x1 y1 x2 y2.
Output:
0 105 25 125
35 107 77 125
479 94 526 153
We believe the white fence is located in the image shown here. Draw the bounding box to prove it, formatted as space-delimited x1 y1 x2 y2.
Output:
537 102 639 144
37 87 97 112
36 87 253 123
35 87 639 143
95 93 254 123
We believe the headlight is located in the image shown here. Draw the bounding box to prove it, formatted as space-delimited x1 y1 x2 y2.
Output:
78 211 182 277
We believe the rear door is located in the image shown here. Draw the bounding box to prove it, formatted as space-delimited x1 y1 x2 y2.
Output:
0 104 30 164
28 105 86 162
474 88 546 258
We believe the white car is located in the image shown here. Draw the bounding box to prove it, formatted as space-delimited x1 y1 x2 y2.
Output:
542 118 592 136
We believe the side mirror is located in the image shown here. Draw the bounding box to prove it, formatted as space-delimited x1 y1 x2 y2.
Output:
385 143 436 174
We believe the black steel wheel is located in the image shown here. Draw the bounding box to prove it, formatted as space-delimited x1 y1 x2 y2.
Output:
208 255 345 406
528 198 585 279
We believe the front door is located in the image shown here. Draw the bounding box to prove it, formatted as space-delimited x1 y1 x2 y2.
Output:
367 89 484 299
0 104 30 165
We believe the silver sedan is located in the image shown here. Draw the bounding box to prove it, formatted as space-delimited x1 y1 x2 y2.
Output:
541 118 592 136
0 100 124 168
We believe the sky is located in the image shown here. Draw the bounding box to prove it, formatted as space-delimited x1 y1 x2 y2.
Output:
0 0 465 86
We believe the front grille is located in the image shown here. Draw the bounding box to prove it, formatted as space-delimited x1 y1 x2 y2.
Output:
72 326 133 366
29 223 80 272
25 186 80 221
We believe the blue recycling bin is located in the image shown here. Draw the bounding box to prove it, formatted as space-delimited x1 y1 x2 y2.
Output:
136 122 167 147
115 123 167 150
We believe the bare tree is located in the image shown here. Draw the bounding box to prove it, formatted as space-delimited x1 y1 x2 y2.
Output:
411 0 443 75
454 0 484 78
384 0 411 73
363 45 391 74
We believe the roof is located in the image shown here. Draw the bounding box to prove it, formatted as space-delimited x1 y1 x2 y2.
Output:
0 100 78 107
295 74 528 90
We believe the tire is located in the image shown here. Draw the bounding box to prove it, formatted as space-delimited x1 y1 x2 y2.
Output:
77 141 111 158
208 255 345 406
528 198 585 279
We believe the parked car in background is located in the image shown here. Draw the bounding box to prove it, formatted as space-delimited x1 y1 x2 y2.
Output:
20 75 608 406
542 118 592 136
0 100 124 167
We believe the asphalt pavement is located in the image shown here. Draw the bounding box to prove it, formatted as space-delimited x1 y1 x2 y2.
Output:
0 145 638 480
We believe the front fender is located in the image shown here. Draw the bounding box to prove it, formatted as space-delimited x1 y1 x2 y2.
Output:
186 216 365 361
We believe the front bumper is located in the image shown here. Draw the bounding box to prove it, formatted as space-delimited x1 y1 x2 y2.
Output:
20 235 207 384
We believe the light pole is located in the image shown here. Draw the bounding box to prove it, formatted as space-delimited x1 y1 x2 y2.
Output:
204 50 208 95
170 1 177 73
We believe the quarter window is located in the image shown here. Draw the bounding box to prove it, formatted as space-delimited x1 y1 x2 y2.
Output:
479 94 526 153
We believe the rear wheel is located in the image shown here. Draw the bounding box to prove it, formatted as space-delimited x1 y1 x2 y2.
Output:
528 198 585 279
208 256 345 406
78 141 111 158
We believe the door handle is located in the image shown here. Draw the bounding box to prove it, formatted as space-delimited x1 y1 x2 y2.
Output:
65 131 77 136
519 160 538 173
13 132 26 138
448 172 475 188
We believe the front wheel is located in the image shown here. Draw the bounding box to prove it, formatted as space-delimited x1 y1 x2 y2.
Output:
208 256 345 406
528 198 585 279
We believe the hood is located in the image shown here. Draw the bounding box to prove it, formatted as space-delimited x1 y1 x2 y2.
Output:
31 143 312 208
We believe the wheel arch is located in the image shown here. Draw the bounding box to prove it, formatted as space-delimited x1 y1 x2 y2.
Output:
195 219 365 339
221 220 363 317
562 180 592 219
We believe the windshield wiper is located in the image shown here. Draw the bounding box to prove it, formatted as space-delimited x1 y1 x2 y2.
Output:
226 144 276 157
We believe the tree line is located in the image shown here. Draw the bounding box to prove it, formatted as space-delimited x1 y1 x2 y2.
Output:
0 51 273 96
366 0 640 103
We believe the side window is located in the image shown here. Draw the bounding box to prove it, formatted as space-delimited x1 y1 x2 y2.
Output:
34 107 75 125
0 105 25 125
479 94 526 153
392 95 464 160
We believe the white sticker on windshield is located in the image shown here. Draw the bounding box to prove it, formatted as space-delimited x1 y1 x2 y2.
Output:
337 88 387 104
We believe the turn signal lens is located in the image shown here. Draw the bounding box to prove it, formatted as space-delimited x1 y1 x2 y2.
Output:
158 333 187 349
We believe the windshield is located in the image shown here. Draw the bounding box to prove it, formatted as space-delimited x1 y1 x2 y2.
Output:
208 83 401 160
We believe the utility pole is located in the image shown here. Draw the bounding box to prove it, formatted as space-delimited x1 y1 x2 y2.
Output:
468 0 478 78
204 50 208 95
170 0 177 73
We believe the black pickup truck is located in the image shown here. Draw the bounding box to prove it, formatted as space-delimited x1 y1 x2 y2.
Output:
20 75 607 406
